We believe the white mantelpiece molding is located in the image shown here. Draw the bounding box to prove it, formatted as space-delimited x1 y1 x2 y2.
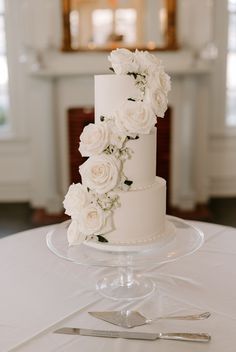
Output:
29 49 212 213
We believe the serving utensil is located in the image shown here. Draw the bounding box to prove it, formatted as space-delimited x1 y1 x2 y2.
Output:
89 310 211 328
54 327 211 342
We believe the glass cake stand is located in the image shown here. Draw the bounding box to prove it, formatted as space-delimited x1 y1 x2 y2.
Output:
46 216 204 301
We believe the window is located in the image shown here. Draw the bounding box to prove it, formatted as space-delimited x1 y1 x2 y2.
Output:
0 0 9 127
92 8 137 46
92 9 113 45
226 0 236 126
115 9 136 44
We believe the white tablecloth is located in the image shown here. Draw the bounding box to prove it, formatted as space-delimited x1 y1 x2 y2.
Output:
1 220 236 352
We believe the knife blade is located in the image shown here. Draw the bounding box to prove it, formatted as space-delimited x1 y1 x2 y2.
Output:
54 327 211 342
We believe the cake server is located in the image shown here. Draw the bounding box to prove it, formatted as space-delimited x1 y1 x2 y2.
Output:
54 327 211 342
88 310 211 328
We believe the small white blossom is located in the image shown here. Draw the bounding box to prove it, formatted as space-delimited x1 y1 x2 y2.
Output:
96 193 120 211
106 119 127 149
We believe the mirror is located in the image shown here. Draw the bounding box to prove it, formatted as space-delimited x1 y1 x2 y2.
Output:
61 0 178 51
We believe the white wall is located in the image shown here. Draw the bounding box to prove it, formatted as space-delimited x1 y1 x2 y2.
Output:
0 0 235 210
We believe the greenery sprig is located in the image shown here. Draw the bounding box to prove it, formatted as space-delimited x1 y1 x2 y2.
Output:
97 235 108 242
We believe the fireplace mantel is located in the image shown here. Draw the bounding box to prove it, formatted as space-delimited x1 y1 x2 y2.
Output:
31 49 211 78
28 49 212 213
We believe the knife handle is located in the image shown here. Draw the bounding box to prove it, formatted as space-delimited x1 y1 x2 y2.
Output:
159 332 211 342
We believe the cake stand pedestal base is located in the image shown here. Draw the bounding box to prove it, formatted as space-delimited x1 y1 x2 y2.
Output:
96 267 155 301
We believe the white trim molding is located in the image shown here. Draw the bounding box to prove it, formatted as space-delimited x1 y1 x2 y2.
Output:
208 134 236 196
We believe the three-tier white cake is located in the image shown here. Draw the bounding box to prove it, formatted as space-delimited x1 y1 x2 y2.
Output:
63 48 171 246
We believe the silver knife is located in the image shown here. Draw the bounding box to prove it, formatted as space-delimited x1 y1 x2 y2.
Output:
54 327 211 342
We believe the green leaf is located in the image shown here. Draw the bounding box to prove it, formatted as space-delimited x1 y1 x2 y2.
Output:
127 72 138 79
97 235 108 243
124 180 133 186
127 135 139 140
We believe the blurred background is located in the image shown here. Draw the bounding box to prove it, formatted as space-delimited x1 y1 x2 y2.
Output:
0 0 236 237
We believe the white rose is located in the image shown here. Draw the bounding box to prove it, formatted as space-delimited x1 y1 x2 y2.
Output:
114 101 156 135
80 154 120 194
134 49 162 73
67 220 87 245
108 48 138 75
148 69 171 94
63 183 91 219
79 122 110 157
145 88 168 118
78 204 112 236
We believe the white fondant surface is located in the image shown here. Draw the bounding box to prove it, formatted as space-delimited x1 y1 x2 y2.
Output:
124 128 156 189
107 177 166 244
95 75 140 122
85 219 176 252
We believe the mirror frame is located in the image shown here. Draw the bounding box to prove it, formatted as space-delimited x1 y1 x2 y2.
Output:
61 0 178 52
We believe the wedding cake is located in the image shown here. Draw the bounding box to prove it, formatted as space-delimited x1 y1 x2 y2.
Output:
63 48 171 246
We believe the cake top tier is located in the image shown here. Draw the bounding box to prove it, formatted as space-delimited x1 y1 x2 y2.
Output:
95 49 171 125
95 74 140 122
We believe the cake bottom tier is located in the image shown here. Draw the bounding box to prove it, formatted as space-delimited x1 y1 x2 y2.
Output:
106 177 166 245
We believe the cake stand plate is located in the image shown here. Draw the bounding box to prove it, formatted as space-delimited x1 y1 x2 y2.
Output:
46 216 204 300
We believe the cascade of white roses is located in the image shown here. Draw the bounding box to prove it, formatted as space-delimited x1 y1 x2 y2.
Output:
63 48 171 245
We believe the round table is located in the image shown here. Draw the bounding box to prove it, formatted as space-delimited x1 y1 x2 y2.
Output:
1 220 236 351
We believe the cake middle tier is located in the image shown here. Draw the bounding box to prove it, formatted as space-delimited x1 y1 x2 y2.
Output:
123 128 156 189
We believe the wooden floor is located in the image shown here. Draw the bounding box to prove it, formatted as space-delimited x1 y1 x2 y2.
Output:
0 198 236 238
